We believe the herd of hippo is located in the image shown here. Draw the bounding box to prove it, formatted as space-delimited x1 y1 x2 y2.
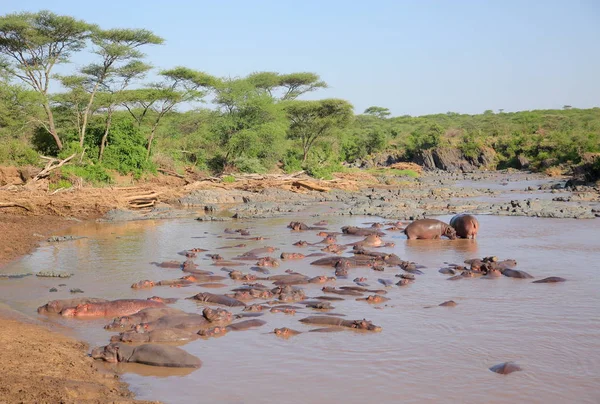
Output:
37 213 564 373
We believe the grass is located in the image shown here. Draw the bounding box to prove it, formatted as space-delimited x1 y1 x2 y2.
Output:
366 168 420 178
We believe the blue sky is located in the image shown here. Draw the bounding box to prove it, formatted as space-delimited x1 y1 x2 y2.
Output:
3 0 599 116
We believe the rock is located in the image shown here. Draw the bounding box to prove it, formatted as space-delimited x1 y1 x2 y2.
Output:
489 362 522 375
49 288 58 292
70 288 84 294
46 235 86 243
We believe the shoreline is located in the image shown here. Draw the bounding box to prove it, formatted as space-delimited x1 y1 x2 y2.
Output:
0 170 596 403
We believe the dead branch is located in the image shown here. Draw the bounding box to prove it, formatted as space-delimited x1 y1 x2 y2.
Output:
292 180 330 192
34 153 77 181
157 168 185 179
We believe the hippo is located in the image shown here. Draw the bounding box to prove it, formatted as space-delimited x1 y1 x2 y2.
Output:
136 308 232 332
111 328 199 344
226 319 267 331
274 327 302 338
450 214 479 239
280 252 306 260
256 257 279 267
439 267 456 275
243 304 269 312
321 244 346 254
271 285 306 302
228 270 258 282
287 221 327 231
489 362 522 375
322 287 363 296
151 261 181 269
299 316 382 332
403 219 456 240
198 326 228 338
157 278 194 287
147 296 179 304
60 299 165 318
340 286 387 294
356 295 390 304
131 280 155 289
502 268 534 279
104 307 185 331
293 240 309 247
187 292 246 307
341 226 385 237
38 298 109 315
91 342 201 368
351 235 384 248
305 301 333 310
532 277 567 283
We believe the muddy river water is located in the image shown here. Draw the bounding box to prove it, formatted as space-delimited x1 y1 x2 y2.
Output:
1 196 600 403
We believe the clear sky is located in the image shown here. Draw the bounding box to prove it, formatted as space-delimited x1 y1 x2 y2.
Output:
3 0 599 116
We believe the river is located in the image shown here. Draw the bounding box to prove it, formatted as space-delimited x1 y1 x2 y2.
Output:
1 200 599 403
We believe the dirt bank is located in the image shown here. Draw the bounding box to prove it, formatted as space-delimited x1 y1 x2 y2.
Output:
0 306 157 404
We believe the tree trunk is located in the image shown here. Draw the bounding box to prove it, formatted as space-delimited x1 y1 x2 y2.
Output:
80 83 101 147
98 109 114 162
43 102 63 150
146 125 158 160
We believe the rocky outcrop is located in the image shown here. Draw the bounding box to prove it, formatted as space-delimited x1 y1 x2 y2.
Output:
413 147 496 172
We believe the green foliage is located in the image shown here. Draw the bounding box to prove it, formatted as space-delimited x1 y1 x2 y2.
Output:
366 168 420 178
304 162 346 180
404 123 442 157
222 175 235 183
48 179 72 191
282 150 303 173
61 164 113 185
0 140 39 165
100 120 155 176
232 156 267 173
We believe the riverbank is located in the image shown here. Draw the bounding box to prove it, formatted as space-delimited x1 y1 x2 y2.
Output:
0 169 597 403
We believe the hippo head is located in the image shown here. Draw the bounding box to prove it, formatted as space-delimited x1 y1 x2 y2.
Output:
203 307 232 323
324 235 337 244
182 275 197 282
351 319 382 332
313 276 328 283
199 326 226 337
91 343 121 363
366 295 383 303
335 259 351 270
274 327 292 337
364 235 382 246
316 231 328 237
444 226 457 240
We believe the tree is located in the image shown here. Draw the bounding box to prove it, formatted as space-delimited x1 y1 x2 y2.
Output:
122 67 216 158
0 10 95 150
246 71 327 100
363 106 391 118
68 28 162 148
210 77 288 170
285 99 354 162
563 105 572 110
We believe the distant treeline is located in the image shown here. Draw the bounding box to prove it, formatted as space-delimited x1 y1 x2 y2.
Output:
1 10 599 185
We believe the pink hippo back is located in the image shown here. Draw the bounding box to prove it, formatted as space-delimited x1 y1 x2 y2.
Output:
61 299 165 318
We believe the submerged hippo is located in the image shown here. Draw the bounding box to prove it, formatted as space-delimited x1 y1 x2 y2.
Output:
60 299 165 318
532 277 567 283
104 307 185 331
489 362 522 375
111 328 199 343
187 292 246 307
299 316 382 332
449 214 480 239
274 327 302 338
404 219 456 240
341 226 385 237
136 307 232 332
38 298 109 315
91 342 201 368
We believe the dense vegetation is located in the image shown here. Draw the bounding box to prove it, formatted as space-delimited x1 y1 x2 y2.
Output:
1 11 599 185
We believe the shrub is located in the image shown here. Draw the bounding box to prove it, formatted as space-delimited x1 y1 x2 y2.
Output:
222 175 235 183
61 164 113 185
100 120 155 177
232 156 267 173
0 140 39 166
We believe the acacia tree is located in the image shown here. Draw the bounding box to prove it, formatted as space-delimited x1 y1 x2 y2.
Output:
210 77 288 169
246 71 327 100
65 28 163 148
0 10 94 150
285 99 354 162
364 106 391 118
122 67 216 158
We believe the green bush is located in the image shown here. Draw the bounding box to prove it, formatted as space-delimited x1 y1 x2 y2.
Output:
61 164 113 185
282 150 303 173
100 120 155 177
304 162 345 180
232 156 267 173
49 179 72 191
222 175 235 183
0 140 39 166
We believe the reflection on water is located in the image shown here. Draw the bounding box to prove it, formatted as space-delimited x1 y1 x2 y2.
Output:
1 212 599 404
